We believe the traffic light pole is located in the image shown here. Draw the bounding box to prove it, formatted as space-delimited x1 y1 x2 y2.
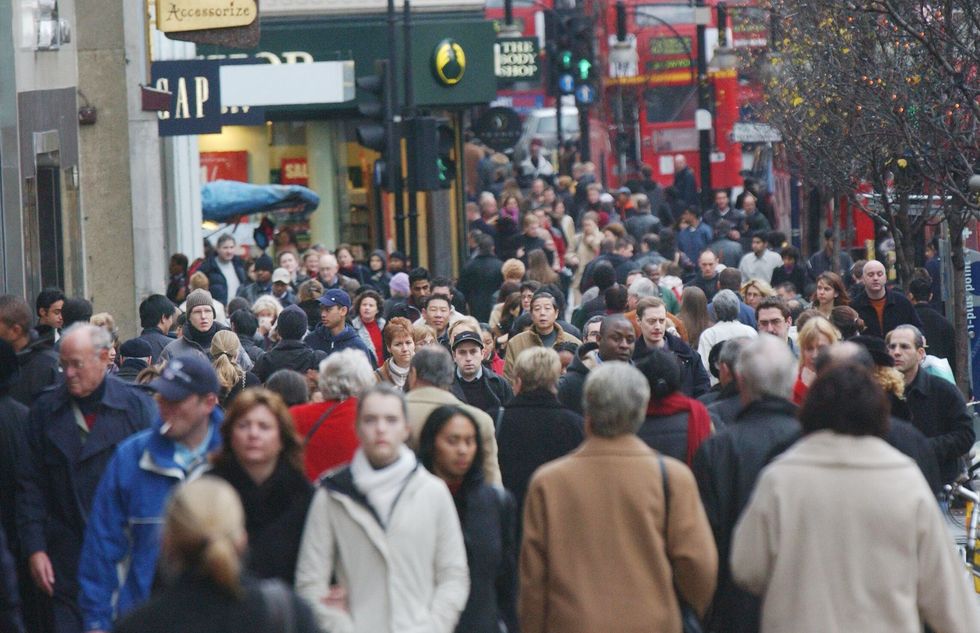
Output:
387 0 406 254
403 0 419 260
696 0 712 210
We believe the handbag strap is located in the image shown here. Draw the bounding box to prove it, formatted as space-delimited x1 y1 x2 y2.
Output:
304 401 343 445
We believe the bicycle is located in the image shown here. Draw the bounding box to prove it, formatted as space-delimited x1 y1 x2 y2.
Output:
943 460 980 593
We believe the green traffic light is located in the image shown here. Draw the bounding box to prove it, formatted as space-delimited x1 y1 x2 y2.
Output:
560 50 573 69
577 58 592 80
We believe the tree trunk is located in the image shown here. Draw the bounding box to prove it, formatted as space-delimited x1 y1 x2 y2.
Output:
949 224 971 397
892 204 916 287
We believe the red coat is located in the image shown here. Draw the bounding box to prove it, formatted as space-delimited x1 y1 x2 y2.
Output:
290 398 360 481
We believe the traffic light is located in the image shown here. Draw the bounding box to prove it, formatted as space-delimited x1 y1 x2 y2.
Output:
355 60 393 187
405 117 456 191
436 120 456 189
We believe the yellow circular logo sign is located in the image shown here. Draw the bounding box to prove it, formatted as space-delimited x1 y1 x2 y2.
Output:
433 39 466 86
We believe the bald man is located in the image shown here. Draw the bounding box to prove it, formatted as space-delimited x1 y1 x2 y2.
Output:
849 260 922 338
558 315 637 414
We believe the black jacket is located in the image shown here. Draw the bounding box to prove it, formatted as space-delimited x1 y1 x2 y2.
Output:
849 288 923 338
691 397 801 633
458 254 504 323
913 303 956 374
885 416 942 493
497 389 584 519
236 281 273 305
115 359 148 383
557 349 598 414
209 458 313 584
769 264 807 296
0 395 28 557
450 370 513 423
636 411 689 463
114 573 318 633
633 333 710 398
452 475 518 633
0 506 23 633
9 332 59 407
252 340 325 383
138 327 175 364
903 368 975 485
197 254 247 305
16 376 156 605
237 333 266 365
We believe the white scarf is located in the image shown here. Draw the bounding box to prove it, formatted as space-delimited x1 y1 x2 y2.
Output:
350 445 417 526
387 359 410 389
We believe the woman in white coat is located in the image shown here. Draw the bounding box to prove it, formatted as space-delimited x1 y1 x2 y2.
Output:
730 361 979 633
295 383 470 633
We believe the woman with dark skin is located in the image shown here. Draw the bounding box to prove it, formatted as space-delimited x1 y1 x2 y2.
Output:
418 406 518 633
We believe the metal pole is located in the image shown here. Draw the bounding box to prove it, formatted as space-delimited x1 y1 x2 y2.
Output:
696 0 712 209
504 0 513 27
403 0 419 261
387 0 405 254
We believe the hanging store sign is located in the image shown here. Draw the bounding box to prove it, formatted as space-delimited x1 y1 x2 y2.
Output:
473 107 522 151
493 37 540 86
156 0 258 33
432 39 467 86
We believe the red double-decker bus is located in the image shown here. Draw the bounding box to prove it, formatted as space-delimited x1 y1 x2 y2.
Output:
588 0 755 191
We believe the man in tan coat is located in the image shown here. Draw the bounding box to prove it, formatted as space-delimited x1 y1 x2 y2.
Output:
503 291 581 384
519 361 717 633
405 345 502 485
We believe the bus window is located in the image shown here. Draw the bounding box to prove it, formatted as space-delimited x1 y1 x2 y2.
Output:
644 85 698 124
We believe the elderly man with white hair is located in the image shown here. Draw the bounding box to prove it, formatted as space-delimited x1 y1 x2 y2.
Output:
691 334 801 633
696 289 757 383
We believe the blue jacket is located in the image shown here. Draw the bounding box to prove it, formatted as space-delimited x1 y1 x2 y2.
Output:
16 377 156 603
77 409 223 631
304 324 376 368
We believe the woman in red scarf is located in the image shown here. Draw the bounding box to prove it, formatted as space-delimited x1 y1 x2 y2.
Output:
635 348 713 466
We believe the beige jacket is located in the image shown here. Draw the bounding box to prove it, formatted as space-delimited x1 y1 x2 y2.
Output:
732 431 980 633
502 324 582 384
519 435 717 633
295 464 470 633
405 386 502 485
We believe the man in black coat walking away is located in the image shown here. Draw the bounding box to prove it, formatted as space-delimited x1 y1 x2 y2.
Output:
0 295 60 407
497 347 583 523
0 340 29 633
137 294 177 363
907 278 956 376
253 306 326 382
458 233 503 323
691 335 800 633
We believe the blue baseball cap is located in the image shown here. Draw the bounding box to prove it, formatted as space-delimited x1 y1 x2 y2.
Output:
318 289 352 309
149 354 220 401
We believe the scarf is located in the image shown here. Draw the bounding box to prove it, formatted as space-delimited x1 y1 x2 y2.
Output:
350 445 417 526
387 359 410 389
646 392 712 466
186 323 219 351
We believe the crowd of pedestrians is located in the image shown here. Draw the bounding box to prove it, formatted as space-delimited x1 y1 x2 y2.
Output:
0 158 976 633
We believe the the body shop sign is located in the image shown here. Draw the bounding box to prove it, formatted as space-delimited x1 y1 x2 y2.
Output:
493 37 540 86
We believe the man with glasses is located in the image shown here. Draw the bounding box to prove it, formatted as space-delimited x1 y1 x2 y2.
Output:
755 297 797 358
77 354 223 633
16 324 156 633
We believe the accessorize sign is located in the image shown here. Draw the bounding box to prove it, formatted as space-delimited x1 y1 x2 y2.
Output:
156 0 258 33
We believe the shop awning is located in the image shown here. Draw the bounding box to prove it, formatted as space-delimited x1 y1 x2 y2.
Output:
201 179 320 222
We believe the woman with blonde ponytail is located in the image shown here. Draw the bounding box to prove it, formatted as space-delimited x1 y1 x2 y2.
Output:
210 330 260 407
115 478 319 633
